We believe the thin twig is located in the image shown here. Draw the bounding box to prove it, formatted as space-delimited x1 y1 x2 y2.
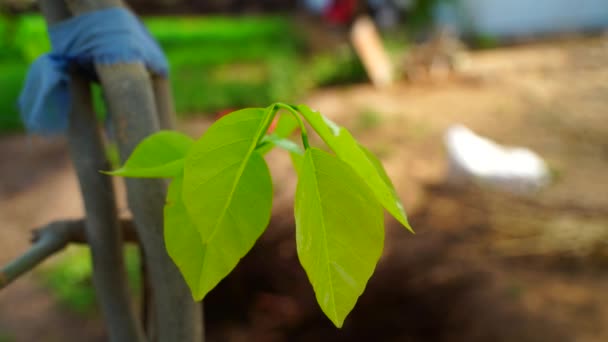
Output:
1 220 78 289
0 219 137 290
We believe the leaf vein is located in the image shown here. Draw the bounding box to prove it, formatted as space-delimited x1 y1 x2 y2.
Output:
307 152 339 321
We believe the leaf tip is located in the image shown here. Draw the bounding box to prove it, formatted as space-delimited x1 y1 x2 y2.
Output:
394 201 414 234
331 317 345 329
404 223 415 234
191 291 204 302
397 216 415 234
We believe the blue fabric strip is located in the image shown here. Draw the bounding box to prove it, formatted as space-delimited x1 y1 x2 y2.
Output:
18 7 169 135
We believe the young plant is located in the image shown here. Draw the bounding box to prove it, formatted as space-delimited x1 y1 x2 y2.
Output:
107 103 412 327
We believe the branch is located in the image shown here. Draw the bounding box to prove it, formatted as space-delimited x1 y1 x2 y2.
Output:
0 220 77 289
0 219 137 290
41 218 137 244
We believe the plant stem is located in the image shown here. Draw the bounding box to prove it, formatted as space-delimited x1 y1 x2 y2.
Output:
258 104 280 142
274 102 311 149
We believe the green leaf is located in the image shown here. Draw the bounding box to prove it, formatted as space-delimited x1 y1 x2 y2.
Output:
259 134 303 155
273 111 299 137
164 177 206 298
105 131 194 178
358 144 410 230
181 108 273 299
256 113 300 155
166 174 273 301
295 148 384 328
289 151 304 175
297 105 412 232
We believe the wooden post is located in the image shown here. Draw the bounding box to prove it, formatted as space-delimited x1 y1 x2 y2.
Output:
350 16 394 88
64 1 203 341
68 73 147 342
38 1 145 341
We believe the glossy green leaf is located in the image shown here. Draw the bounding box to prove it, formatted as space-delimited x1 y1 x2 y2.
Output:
164 177 206 298
358 144 410 231
165 175 273 300
256 113 300 155
260 135 303 155
105 131 193 178
297 105 412 232
295 148 384 328
289 151 304 175
181 108 273 298
273 111 299 137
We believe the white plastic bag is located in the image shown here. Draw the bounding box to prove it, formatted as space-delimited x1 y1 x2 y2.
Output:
444 124 550 194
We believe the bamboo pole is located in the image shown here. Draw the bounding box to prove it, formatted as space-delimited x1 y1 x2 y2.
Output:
37 1 145 341
63 1 202 341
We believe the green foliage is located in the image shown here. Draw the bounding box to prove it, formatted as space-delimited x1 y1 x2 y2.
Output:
105 131 194 178
111 103 412 327
0 14 383 133
309 46 368 87
13 15 50 62
256 113 301 155
152 18 300 67
0 61 27 131
151 16 302 114
473 34 500 50
297 105 412 232
407 0 454 33
164 177 208 299
180 108 273 299
355 108 384 131
295 148 384 327
40 246 95 314
0 331 14 342
40 245 141 314
0 15 302 132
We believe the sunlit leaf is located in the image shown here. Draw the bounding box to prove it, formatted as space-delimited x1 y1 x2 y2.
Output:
181 108 273 299
273 112 299 137
295 148 384 327
259 135 303 155
257 113 299 155
297 105 412 232
289 151 304 175
164 177 205 298
105 131 193 178
359 145 410 230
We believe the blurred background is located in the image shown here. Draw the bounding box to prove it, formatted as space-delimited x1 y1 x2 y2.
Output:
0 0 607 341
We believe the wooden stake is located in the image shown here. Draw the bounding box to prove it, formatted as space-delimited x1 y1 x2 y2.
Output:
38 1 145 341
350 16 394 88
63 1 202 341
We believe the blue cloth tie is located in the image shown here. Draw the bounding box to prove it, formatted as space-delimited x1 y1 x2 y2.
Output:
18 7 169 134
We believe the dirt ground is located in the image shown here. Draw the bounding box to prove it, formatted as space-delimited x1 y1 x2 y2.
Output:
1 36 607 341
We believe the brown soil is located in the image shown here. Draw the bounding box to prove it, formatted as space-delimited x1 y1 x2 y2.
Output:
1 36 608 341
